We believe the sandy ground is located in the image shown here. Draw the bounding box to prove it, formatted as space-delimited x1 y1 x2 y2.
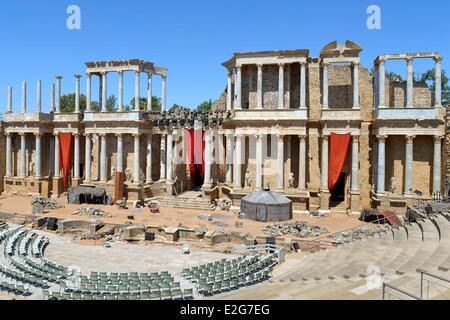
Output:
0 194 371 241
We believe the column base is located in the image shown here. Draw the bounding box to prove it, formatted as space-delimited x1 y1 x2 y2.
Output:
320 189 330 211
52 177 62 197
349 190 361 216
72 178 82 187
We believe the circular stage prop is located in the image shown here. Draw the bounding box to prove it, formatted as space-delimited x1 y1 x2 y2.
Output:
240 189 292 222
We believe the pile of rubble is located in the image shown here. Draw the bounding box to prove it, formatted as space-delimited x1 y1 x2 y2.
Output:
309 211 328 218
195 225 208 236
75 207 112 218
214 197 232 211
31 195 64 210
116 198 128 210
328 227 382 245
262 221 328 238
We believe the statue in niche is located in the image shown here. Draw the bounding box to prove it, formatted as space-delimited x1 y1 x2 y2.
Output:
389 176 398 194
111 167 116 182
288 172 295 189
29 162 35 177
125 168 133 183
245 169 253 188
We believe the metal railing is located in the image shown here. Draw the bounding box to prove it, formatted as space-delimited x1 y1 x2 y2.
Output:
418 269 450 300
235 244 285 263
382 282 422 300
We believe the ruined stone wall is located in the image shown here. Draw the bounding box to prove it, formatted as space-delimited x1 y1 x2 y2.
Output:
328 65 353 109
387 81 432 108
445 105 450 195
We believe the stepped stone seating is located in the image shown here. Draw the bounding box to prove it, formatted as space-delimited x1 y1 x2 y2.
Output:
158 196 212 211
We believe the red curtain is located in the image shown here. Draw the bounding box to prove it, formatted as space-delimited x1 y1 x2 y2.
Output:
59 133 73 191
184 129 196 183
328 133 351 192
184 128 206 183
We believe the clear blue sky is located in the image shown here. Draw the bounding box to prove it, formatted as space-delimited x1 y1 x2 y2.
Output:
0 0 449 112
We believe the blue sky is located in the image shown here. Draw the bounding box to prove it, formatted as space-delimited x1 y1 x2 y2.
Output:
0 0 448 112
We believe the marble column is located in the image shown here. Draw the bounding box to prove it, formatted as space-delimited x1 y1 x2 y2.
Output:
35 133 42 179
204 130 212 186
145 134 152 183
166 131 174 182
84 134 91 181
277 135 284 190
226 71 232 111
19 133 26 178
147 73 153 111
54 133 60 178
55 76 62 113
86 73 92 112
351 136 359 191
257 64 263 109
234 134 243 189
116 134 123 173
376 135 387 193
135 71 140 111
6 133 12 177
117 71 124 112
36 80 42 112
378 59 386 108
278 63 284 109
50 84 55 113
299 135 307 190
226 133 234 185
75 75 81 113
7 86 12 113
21 81 27 113
73 133 80 179
434 56 442 107
353 63 360 109
133 134 140 184
161 75 167 111
236 65 242 109
406 58 414 107
160 135 166 180
255 134 263 189
100 134 107 182
101 72 108 112
300 62 306 109
322 63 329 109
321 135 329 191
433 136 442 194
404 135 414 195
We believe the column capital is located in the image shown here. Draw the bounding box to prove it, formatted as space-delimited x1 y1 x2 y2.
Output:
405 135 415 143
298 135 307 141
74 74 82 80
322 135 329 141
277 134 285 140
5 132 11 137
133 133 140 139
406 57 414 64
55 75 63 80
73 133 80 138
352 62 360 67
227 70 232 77
433 55 443 63
98 133 107 138
100 71 107 77
86 72 91 77
257 63 263 69
117 70 124 76
299 61 307 66
18 132 26 137
278 62 285 67
116 133 123 140
83 133 91 138
433 135 444 143
161 74 167 81
135 70 141 75
34 132 42 137
376 57 386 64
255 134 263 141
376 135 388 142
235 133 243 139
322 61 329 67
351 135 360 143
236 64 242 71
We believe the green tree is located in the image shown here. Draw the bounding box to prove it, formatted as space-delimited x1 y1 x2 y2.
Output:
420 68 450 104
197 99 213 113
369 69 403 82
59 93 109 113
126 96 162 111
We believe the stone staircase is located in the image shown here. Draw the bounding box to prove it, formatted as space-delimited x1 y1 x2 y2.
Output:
216 212 450 300
158 196 212 211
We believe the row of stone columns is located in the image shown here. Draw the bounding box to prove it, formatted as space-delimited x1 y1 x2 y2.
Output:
376 135 443 194
229 62 307 110
322 62 360 109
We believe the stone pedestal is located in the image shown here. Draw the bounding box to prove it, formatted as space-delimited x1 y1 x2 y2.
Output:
72 178 81 187
319 190 330 211
349 190 361 216
52 177 62 196
126 184 144 201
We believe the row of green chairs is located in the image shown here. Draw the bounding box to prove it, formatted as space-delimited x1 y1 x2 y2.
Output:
0 281 30 295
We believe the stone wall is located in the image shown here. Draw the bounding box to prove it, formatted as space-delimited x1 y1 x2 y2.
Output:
387 81 432 108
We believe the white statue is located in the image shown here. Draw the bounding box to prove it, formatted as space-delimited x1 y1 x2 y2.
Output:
125 168 133 183
111 167 116 182
245 169 253 188
390 176 397 194
288 172 295 189
28 162 35 177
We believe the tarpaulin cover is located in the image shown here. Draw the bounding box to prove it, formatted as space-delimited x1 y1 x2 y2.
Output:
59 133 73 191
184 128 205 185
328 133 351 192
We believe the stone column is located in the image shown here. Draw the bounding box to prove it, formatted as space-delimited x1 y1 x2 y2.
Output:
100 134 107 182
300 62 306 109
351 136 359 190
74 75 81 113
236 65 242 109
50 84 55 113
118 71 124 112
35 133 42 179
86 73 92 112
54 133 60 178
204 130 212 186
73 133 80 179
166 131 174 182
116 134 123 173
404 135 414 195
378 59 386 108
55 76 62 113
226 71 232 111
21 81 27 113
406 58 414 107
434 56 442 107
433 136 442 194
255 134 263 189
5 133 12 177
353 63 360 109
376 135 387 193
322 63 329 109
36 80 42 112
135 71 140 111
133 134 140 184
257 64 263 109
226 132 234 185
277 135 284 190
321 135 329 191
7 86 12 113
147 73 153 111
145 134 152 183
160 134 166 180
234 134 243 189
84 134 91 181
278 63 284 109
161 75 167 111
299 135 307 190
101 72 108 112
19 133 26 178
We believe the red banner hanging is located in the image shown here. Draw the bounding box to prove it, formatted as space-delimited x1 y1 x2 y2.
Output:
328 133 351 192
184 128 205 185
59 133 73 191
